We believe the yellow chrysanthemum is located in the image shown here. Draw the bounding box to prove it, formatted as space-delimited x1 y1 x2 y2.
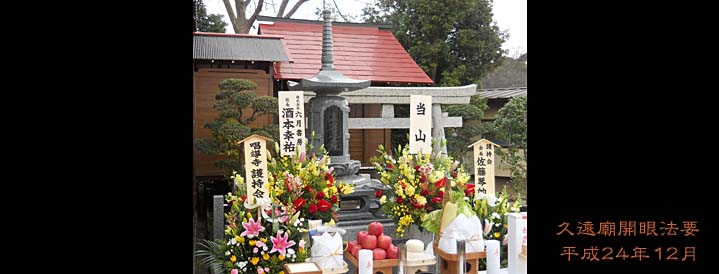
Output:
399 215 414 227
456 172 470 184
260 237 267 243
251 257 260 265
395 187 404 197
249 240 256 246
273 186 284 196
415 195 427 206
341 183 354 194
405 185 415 196
279 254 285 261
429 170 444 184
263 253 270 260
230 255 237 263
494 232 500 238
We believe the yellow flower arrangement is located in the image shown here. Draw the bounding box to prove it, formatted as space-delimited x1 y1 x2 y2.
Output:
370 144 470 237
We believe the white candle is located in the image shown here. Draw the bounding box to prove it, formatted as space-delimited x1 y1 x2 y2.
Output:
358 249 373 274
486 240 501 274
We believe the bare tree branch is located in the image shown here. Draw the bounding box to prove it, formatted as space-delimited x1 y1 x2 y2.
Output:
248 0 265 31
269 0 277 14
332 0 350 22
277 0 289 17
284 0 309 18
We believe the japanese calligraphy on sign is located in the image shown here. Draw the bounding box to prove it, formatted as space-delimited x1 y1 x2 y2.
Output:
278 91 305 156
324 106 342 156
409 95 432 154
468 139 500 195
240 134 271 204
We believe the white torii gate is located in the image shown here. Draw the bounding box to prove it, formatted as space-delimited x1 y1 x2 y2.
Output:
302 84 477 155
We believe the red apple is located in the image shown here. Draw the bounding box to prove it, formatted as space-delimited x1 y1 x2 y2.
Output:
377 234 392 250
356 231 368 247
363 234 377 249
350 244 361 258
348 240 359 252
373 248 387 260
386 244 398 259
368 222 384 236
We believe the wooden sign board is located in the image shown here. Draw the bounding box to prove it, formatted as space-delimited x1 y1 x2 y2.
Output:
409 95 432 154
468 139 500 195
279 91 306 156
239 134 271 204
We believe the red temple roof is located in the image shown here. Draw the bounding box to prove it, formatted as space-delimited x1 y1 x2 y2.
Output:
259 20 433 85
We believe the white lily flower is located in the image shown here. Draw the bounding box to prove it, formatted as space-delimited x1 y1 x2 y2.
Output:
486 194 497 207
484 219 493 236
475 191 486 201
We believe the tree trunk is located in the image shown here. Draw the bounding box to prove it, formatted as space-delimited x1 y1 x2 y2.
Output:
238 17 251 33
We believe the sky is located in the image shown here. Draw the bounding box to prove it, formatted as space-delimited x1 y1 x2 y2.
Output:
203 0 526 56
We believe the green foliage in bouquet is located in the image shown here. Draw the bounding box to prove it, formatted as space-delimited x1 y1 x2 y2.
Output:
420 189 476 234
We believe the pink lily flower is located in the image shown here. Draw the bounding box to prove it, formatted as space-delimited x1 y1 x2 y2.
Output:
270 231 296 256
240 217 265 238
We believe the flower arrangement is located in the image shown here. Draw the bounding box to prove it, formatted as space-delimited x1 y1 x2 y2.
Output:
473 187 522 244
265 143 354 223
212 191 310 274
197 142 355 273
370 144 471 237
473 187 522 269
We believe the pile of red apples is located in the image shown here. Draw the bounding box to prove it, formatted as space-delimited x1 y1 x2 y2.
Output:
347 222 399 260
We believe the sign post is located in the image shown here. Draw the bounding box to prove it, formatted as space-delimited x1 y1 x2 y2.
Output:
238 134 272 205
468 139 500 195
279 91 306 156
409 95 432 154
